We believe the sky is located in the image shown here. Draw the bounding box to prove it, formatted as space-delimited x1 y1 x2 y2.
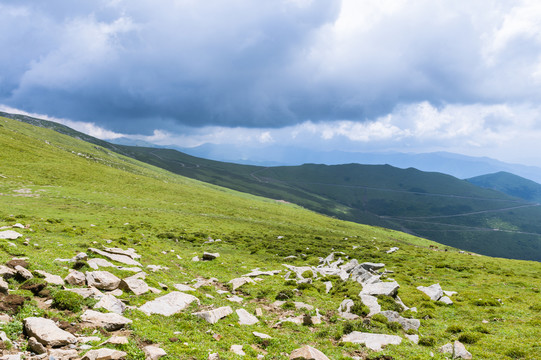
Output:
2 0 541 166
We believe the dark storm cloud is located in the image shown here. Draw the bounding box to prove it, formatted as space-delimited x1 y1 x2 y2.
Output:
1 1 541 133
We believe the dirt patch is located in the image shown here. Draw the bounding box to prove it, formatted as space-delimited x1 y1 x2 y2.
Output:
0 294 26 315
6 259 29 269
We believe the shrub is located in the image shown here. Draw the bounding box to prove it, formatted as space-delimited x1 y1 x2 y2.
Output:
418 336 436 347
472 298 501 307
458 333 480 344
371 314 388 324
473 325 490 334
377 295 403 312
52 290 84 312
446 324 463 334
386 321 402 332
350 303 369 317
275 289 295 300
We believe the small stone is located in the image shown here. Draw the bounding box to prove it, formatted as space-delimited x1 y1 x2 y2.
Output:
80 310 132 331
417 283 444 301
0 277 8 294
105 336 129 345
35 270 64 286
359 281 399 297
255 308 263 317
65 270 86 286
0 230 22 240
193 306 233 324
253 331 272 339
14 265 32 280
213 333 222 341
236 308 258 325
143 345 167 360
289 345 330 360
81 348 127 360
202 252 220 260
342 331 402 351
86 271 121 291
27 336 47 354
230 345 245 356
439 296 454 305
139 291 200 316
94 294 126 314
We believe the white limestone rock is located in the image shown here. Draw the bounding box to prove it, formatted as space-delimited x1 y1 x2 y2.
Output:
193 306 233 324
80 310 132 331
359 281 399 297
342 331 402 351
86 271 121 291
236 308 258 325
23 317 76 347
94 294 126 314
139 291 200 316
0 230 22 240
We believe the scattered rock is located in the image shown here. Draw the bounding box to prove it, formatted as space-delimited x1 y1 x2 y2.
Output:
14 265 32 280
27 336 46 354
119 275 149 295
242 269 281 277
230 345 245 356
143 345 167 360
0 230 22 240
380 310 420 331
227 295 243 303
405 334 419 344
94 294 126 314
294 302 314 311
86 271 121 291
439 341 472 359
103 247 141 259
202 252 220 260
359 281 399 297
289 345 330 360
342 331 402 351
0 277 8 294
81 348 127 360
417 284 444 301
191 256 200 262
104 336 129 345
35 270 64 286
439 296 454 305
89 248 142 266
228 277 254 291
236 308 259 325
80 310 132 331
66 287 103 299
65 270 86 286
146 265 169 272
23 317 76 347
253 331 272 339
0 265 16 279
360 294 381 316
208 353 220 360
386 247 399 254
193 306 233 324
139 291 199 316
87 258 116 270
174 284 196 292
48 349 79 360
324 281 332 294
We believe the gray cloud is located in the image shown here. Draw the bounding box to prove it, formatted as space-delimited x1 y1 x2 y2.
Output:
2 0 541 134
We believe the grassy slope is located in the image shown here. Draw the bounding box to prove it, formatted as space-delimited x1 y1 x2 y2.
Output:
468 171 541 203
5 111 541 261
0 116 540 359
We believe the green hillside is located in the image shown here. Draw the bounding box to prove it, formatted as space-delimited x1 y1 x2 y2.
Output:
468 171 541 203
1 115 541 359
4 110 541 262
5 111 541 261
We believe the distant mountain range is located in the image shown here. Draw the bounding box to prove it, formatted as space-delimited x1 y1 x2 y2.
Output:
111 139 541 184
4 110 541 261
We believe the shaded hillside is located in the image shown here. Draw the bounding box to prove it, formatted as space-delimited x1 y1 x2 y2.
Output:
5 111 541 261
468 171 541 203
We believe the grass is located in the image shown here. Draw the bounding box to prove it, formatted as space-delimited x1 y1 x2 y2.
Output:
0 116 540 359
